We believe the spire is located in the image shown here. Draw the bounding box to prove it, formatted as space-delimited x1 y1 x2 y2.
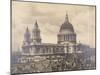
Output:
26 26 29 33
24 26 31 43
65 12 69 22
32 20 41 44
24 27 31 44
34 20 38 29
25 26 30 37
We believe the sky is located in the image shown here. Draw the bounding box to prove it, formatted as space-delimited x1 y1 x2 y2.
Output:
12 1 96 51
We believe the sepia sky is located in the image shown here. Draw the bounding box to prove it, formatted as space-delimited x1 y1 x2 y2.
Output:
12 1 96 51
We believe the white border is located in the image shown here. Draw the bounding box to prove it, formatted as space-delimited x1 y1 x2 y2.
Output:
0 0 100 75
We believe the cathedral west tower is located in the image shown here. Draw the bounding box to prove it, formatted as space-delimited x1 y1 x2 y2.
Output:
23 27 31 45
32 20 41 44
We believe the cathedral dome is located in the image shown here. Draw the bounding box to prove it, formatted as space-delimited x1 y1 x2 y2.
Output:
59 13 74 34
60 20 74 32
57 13 76 44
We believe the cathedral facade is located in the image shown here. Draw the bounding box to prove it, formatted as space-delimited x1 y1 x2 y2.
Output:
15 14 85 73
21 14 79 56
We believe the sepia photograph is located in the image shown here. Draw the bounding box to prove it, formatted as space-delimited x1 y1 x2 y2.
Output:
11 0 96 74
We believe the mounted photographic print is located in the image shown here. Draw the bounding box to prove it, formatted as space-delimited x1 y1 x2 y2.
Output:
11 0 96 74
